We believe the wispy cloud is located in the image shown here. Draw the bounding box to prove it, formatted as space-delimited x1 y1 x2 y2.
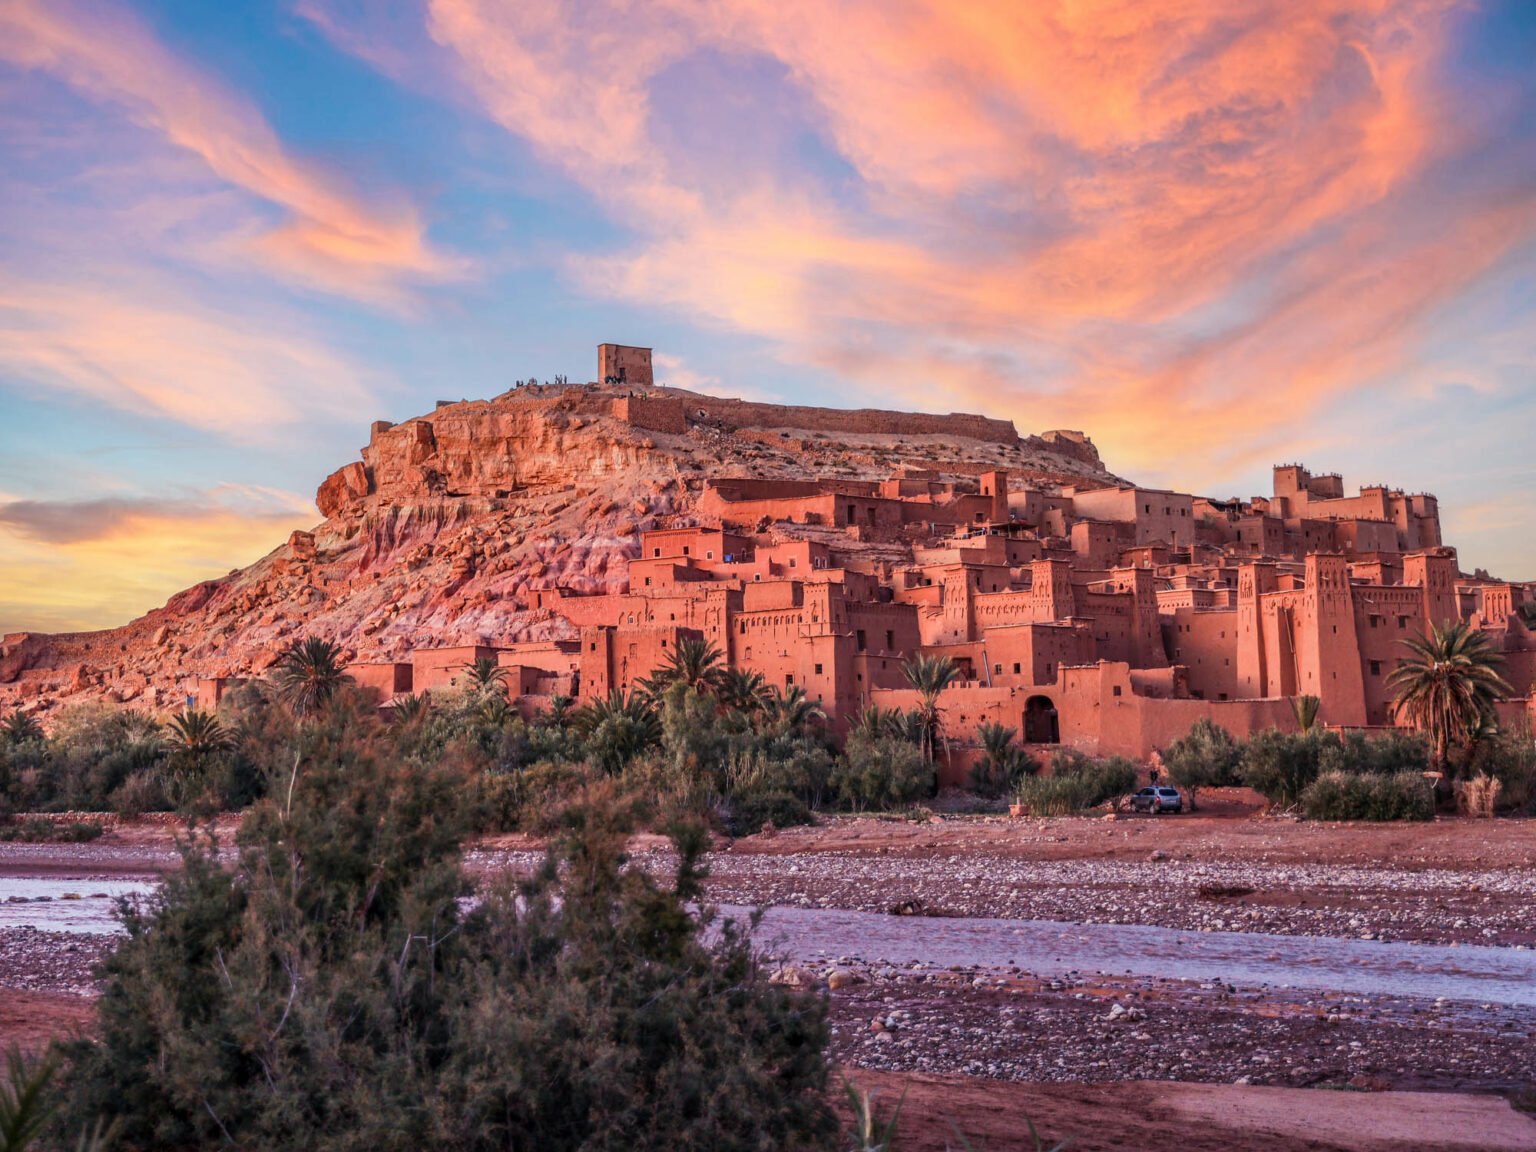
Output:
390 0 1534 487
0 484 314 545
0 0 466 304
0 281 374 438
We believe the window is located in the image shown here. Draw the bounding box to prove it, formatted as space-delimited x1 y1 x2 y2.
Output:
1112 685 1122 697
814 663 823 675
653 548 661 557
1398 617 1408 629
886 630 895 650
994 663 1002 675
682 546 690 556
1370 660 1381 676
789 557 797 568
643 577 652 587
856 629 867 651
785 674 794 686
1013 662 1021 674
706 550 714 560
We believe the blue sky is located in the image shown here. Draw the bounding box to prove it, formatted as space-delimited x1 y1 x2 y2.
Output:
1 0 1533 632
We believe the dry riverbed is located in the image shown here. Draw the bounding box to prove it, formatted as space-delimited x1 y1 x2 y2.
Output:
3 803 1535 1150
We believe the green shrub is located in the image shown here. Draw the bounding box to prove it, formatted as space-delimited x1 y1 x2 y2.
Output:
726 791 813 836
1011 774 1097 817
832 733 933 812
1467 725 1536 814
57 723 838 1151
1162 719 1240 810
1240 729 1327 807
1013 751 1137 815
1319 729 1428 776
1300 770 1433 821
0 818 105 843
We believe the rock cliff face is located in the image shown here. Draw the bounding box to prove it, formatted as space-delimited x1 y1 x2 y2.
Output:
0 385 1122 714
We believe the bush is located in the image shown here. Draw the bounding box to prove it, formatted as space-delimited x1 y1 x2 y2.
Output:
1240 729 1326 807
1051 749 1138 807
725 791 813 837
0 818 105 843
1467 726 1536 814
1011 774 1097 817
1014 752 1137 816
832 734 933 812
1162 719 1240 810
1300 770 1433 821
1459 774 1502 818
57 723 838 1151
1319 729 1428 776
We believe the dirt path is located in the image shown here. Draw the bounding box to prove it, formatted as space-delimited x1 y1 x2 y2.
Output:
837 1069 1536 1152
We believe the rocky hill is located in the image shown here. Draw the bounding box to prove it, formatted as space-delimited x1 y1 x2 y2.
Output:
0 384 1119 714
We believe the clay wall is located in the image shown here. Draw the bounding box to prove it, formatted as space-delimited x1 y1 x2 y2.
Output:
346 662 413 699
196 677 249 711
628 558 714 590
1070 487 1196 547
1163 610 1239 701
679 396 1018 444
579 625 695 698
978 622 1094 687
639 526 752 562
412 645 500 694
1349 586 1425 723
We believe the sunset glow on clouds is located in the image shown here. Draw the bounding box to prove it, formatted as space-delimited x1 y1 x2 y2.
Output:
1 0 1533 631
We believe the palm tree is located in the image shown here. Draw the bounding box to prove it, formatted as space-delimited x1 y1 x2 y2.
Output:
1518 602 1536 630
762 684 826 737
573 689 662 774
718 668 773 716
541 694 574 730
901 653 959 761
165 709 230 756
273 637 349 717
1387 621 1511 772
462 656 511 696
972 721 1035 797
390 693 430 725
648 635 726 696
1288 694 1321 733
0 710 43 745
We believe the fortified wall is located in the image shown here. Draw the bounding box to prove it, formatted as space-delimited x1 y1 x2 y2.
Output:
615 391 1020 445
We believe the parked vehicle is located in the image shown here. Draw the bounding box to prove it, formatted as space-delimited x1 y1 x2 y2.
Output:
1130 786 1183 814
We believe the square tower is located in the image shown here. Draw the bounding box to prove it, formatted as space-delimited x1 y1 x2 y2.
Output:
598 343 654 387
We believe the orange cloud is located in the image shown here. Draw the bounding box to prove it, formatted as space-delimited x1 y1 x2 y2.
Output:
0 0 464 304
415 0 1521 491
0 488 316 634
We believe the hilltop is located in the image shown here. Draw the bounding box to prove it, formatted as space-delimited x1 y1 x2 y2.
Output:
0 381 1117 714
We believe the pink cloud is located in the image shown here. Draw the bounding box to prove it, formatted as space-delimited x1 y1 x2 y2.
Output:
401 0 1528 489
0 0 466 303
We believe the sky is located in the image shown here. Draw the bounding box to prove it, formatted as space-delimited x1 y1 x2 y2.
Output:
1 0 1533 635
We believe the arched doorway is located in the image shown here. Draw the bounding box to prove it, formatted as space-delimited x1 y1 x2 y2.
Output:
1024 695 1059 744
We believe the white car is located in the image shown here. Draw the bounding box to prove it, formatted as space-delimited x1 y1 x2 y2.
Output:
1130 786 1183 814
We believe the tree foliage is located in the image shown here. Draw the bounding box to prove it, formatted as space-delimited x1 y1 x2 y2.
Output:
1388 621 1511 772
1162 718 1240 810
57 718 838 1151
